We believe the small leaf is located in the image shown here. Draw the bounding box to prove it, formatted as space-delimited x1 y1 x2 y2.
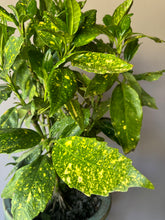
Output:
65 0 81 35
0 107 18 128
47 68 77 116
0 85 12 104
72 52 133 74
86 74 118 96
110 84 143 153
42 49 53 73
3 36 24 75
124 39 140 62
52 136 154 197
66 99 84 130
112 0 133 25
92 99 111 121
0 6 18 26
134 70 164 81
0 128 41 153
11 156 56 220
141 88 158 109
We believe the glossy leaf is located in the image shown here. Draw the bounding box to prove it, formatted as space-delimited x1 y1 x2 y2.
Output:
47 68 77 116
52 136 154 196
92 99 111 122
0 85 12 104
141 88 158 109
16 0 37 21
0 107 18 128
110 84 143 153
0 128 41 153
86 74 118 96
83 9 97 27
134 70 164 81
65 0 81 35
0 6 18 26
11 156 55 220
112 0 133 25
74 26 100 47
3 36 24 75
72 52 133 74
124 39 140 62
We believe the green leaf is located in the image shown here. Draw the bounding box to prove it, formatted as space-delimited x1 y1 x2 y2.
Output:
112 0 133 25
134 70 164 81
16 0 37 21
83 9 97 27
11 156 55 220
110 84 143 153
72 52 133 74
52 136 154 197
124 39 140 62
103 14 113 27
0 107 18 128
141 88 158 109
0 85 12 104
65 0 81 35
3 36 24 75
42 49 53 73
73 26 100 47
92 99 111 122
66 99 84 130
0 6 18 26
86 74 118 96
47 68 77 116
0 128 41 153
96 118 119 144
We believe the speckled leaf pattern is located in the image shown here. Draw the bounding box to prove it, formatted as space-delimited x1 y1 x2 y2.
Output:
86 74 118 96
112 0 133 25
3 36 24 74
0 85 12 104
110 84 143 154
52 136 154 196
0 128 41 153
11 156 56 220
92 99 111 121
72 52 133 74
48 68 77 116
134 70 164 81
65 0 81 35
16 0 37 19
0 107 18 128
0 6 18 25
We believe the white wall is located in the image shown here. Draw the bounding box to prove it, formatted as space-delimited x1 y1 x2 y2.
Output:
0 1 165 220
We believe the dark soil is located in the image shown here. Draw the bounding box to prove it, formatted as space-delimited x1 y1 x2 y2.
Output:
35 188 102 220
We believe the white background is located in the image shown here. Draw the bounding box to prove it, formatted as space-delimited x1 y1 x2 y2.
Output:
0 0 165 219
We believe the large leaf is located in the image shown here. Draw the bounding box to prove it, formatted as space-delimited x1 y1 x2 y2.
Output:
110 83 143 153
65 0 81 35
48 68 77 116
0 107 18 128
10 156 55 220
72 52 133 74
0 128 41 153
134 70 164 81
3 36 24 75
52 136 154 197
112 0 133 25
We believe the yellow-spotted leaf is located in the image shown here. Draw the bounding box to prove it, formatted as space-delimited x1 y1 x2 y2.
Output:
52 136 154 197
3 36 24 75
0 6 18 26
48 68 77 116
110 83 143 153
72 52 133 74
11 156 56 220
112 0 133 25
134 70 164 81
0 128 41 153
65 0 81 35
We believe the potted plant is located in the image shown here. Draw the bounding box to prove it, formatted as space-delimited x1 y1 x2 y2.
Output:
0 0 164 219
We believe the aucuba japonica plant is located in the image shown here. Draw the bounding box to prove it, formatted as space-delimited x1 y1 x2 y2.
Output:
0 0 164 219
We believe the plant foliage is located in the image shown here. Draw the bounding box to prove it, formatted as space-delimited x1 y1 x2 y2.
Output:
0 0 163 219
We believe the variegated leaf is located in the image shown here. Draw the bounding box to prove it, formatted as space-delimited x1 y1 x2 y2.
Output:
11 156 56 220
0 128 41 153
72 52 133 74
0 107 18 128
112 0 133 25
134 70 164 81
52 136 154 197
47 68 77 116
141 88 158 109
110 83 143 153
